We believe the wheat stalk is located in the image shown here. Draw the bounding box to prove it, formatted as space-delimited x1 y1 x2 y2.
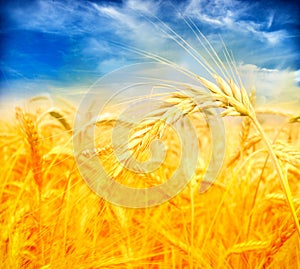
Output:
265 193 300 206
268 222 297 256
227 135 262 167
81 145 113 158
48 109 72 131
226 223 297 266
15 107 43 192
195 74 300 239
15 106 45 264
273 142 300 168
240 87 256 146
114 36 300 238
227 240 268 256
262 221 297 267
289 114 300 123
113 89 214 163
158 228 205 265
118 26 300 241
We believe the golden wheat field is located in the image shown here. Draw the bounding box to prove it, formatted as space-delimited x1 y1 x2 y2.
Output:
1 72 300 269
1 1 300 267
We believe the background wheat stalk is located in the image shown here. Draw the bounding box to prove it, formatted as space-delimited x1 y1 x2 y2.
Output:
15 107 43 192
263 221 298 267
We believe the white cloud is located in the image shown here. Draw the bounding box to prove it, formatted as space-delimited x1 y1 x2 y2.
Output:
260 31 286 45
184 0 247 23
295 70 300 86
232 20 287 45
126 0 159 14
92 3 138 31
183 0 288 46
11 0 100 35
198 14 223 26
92 4 126 21
266 12 275 29
8 0 293 52
90 1 169 53
96 57 128 74
81 38 113 57
238 64 300 105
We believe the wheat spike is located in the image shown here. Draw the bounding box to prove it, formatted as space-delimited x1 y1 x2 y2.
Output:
49 109 71 131
227 240 268 256
266 193 300 206
197 75 253 117
15 107 43 191
262 221 297 267
269 222 297 256
289 114 300 123
273 142 300 168
227 135 262 167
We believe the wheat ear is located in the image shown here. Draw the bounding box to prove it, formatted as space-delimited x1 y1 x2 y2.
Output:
15 107 43 192
112 21 300 238
273 142 300 168
197 74 300 239
227 240 268 256
263 221 297 267
116 89 213 163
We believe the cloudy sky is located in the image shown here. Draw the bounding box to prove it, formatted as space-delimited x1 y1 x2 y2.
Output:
0 0 299 105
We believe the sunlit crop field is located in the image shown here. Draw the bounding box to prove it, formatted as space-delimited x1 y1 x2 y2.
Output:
1 1 299 266
0 89 299 268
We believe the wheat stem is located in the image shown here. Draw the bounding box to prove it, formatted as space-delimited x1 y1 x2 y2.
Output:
250 115 300 240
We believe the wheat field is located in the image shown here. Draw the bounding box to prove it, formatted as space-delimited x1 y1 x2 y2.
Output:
1 21 300 269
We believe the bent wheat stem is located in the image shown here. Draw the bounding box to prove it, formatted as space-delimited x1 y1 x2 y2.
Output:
196 71 300 240
250 114 300 239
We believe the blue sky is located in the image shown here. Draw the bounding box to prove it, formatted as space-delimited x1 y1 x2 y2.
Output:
0 0 299 104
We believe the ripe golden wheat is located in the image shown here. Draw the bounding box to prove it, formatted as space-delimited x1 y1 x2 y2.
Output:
1 20 299 269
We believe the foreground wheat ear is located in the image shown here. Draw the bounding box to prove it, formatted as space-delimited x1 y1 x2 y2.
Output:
198 74 300 237
118 17 300 237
